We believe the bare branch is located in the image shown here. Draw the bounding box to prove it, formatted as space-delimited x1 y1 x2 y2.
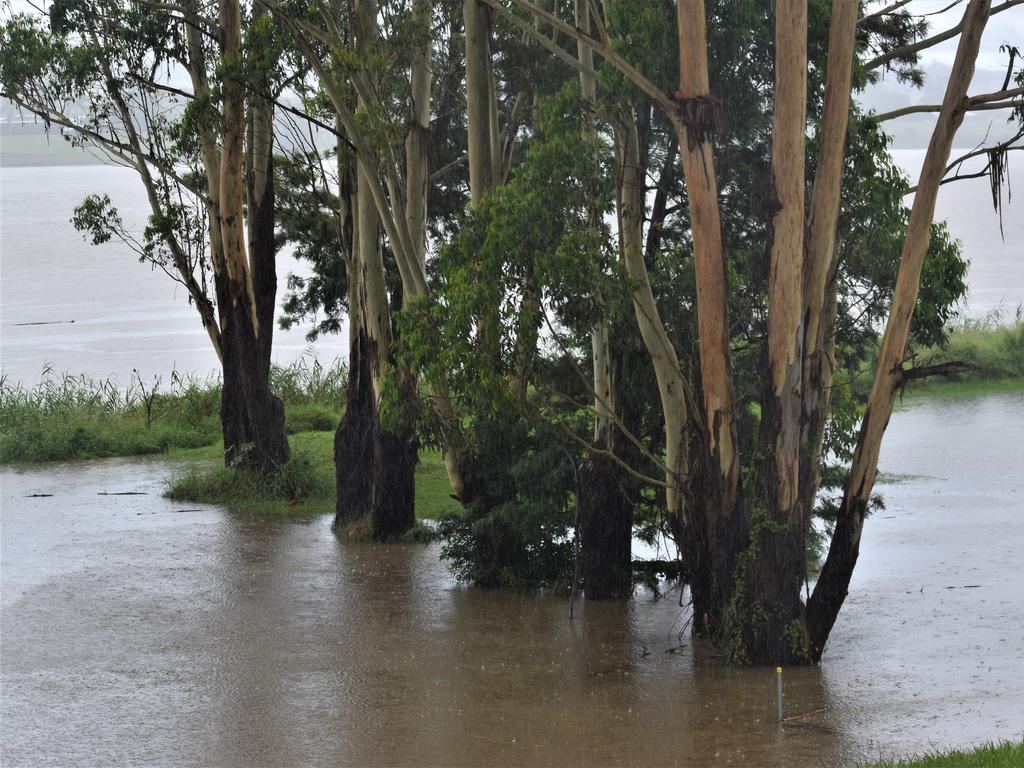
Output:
864 0 1023 71
858 0 913 25
874 87 1024 120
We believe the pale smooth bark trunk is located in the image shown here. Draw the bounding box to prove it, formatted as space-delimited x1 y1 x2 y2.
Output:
799 0 859 517
807 0 991 660
355 0 391 398
218 0 257 330
464 0 494 203
275 0 466 500
616 118 688 521
763 0 807 526
674 0 740 522
406 0 432 275
215 0 289 473
724 0 810 665
577 0 612 441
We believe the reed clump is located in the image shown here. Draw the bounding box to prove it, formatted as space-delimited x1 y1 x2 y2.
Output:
0 356 347 463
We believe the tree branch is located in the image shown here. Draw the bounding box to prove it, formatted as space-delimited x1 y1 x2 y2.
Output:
479 0 676 115
874 87 1024 120
864 0 1022 71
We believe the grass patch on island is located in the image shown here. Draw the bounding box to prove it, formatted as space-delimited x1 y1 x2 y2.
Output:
168 430 463 522
859 739 1024 768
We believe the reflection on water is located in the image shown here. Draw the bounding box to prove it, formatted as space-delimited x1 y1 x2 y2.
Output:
2 392 1022 767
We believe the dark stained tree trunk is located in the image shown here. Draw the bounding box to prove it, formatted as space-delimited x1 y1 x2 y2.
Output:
333 329 418 539
682 427 748 641
335 329 377 526
247 61 277 376
574 0 632 600
371 399 418 541
218 293 253 465
216 0 289 475
221 295 290 474
578 332 645 600
578 454 632 600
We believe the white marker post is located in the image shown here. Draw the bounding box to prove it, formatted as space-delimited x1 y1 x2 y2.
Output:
776 666 784 722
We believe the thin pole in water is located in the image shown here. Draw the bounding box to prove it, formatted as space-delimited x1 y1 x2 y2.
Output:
776 666 784 722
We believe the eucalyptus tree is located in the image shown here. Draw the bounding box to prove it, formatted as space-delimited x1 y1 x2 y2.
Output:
0 0 293 473
266 0 558 537
481 0 1021 663
262 0 456 537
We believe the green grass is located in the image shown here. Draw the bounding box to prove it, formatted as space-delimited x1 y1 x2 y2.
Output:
1 358 462 522
0 358 346 464
859 739 1024 767
902 320 1024 396
168 431 463 522
899 375 1024 400
850 320 1024 400
0 370 223 463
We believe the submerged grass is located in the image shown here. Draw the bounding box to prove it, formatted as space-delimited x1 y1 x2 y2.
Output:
167 431 462 522
859 739 1024 767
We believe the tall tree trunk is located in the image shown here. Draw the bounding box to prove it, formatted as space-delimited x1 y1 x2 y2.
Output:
217 0 288 474
247 5 278 375
463 0 495 204
335 139 375 526
406 0 432 278
333 0 416 539
615 116 689 532
798 0 858 526
672 0 745 637
576 0 633 599
807 0 991 661
273 0 467 505
726 0 809 667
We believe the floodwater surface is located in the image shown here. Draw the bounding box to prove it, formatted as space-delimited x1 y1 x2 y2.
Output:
2 392 1023 767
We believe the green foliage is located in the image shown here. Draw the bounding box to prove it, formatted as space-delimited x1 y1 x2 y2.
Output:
436 415 576 591
397 86 617 588
276 148 351 340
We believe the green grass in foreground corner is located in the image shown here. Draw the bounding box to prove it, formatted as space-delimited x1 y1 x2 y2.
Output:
859 739 1024 768
167 430 462 522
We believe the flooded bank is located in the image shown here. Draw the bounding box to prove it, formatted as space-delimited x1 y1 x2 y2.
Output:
2 392 1022 767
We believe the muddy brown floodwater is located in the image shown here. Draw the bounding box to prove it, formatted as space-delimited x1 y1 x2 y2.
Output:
2 392 1023 767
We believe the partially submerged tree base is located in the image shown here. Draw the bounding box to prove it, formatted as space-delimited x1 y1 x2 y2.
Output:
333 331 417 542
578 453 633 600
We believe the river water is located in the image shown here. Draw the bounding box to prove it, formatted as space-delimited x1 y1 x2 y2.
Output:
1 151 1022 386
2 390 1022 767
2 150 1022 764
